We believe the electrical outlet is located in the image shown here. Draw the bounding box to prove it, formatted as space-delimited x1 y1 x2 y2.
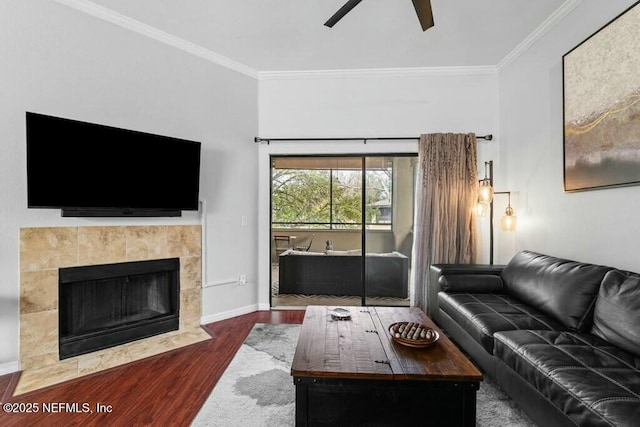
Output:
239 274 247 285
241 216 248 227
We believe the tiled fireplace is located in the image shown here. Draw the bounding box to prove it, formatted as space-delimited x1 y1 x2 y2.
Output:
18 225 210 395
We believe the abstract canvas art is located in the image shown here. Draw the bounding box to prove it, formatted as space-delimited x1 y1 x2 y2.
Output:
563 1 640 192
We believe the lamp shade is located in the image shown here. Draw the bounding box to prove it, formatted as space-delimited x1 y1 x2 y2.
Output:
475 201 488 217
478 179 494 204
501 206 517 231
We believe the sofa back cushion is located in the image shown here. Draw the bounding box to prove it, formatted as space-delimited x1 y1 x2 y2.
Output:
591 270 640 357
500 251 611 330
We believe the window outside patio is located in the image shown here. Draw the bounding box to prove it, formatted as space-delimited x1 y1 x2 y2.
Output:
270 155 416 308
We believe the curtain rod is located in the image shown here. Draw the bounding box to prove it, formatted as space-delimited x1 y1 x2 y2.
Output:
254 134 493 144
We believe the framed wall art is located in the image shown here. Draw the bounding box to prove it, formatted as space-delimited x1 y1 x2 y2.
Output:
563 1 640 192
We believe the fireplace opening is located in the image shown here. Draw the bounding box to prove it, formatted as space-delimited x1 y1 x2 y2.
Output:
58 258 180 359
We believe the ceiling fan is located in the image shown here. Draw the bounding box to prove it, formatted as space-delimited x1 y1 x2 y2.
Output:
325 0 434 31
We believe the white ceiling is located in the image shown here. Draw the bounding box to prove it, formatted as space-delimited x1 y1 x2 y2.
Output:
83 0 567 72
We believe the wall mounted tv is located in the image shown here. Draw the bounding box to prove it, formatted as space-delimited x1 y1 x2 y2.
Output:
26 112 201 217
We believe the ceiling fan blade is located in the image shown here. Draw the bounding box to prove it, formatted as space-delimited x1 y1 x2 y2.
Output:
411 0 434 31
324 0 363 28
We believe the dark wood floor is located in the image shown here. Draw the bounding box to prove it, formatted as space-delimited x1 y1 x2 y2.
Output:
0 310 306 427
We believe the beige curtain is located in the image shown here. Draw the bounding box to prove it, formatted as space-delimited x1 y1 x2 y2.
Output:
411 133 479 316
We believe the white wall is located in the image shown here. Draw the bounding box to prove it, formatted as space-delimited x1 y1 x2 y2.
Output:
497 0 640 270
0 0 258 368
258 70 499 307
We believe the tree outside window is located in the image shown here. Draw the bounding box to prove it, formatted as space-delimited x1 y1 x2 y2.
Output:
272 157 392 230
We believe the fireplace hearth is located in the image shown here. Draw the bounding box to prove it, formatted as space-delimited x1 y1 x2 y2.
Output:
58 258 180 359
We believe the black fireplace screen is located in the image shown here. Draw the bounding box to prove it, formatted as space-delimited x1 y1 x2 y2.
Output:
58 258 180 359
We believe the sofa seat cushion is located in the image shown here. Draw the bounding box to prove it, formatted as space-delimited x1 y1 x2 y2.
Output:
494 330 640 427
439 292 566 354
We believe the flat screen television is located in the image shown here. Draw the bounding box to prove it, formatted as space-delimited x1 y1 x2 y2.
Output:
26 112 201 217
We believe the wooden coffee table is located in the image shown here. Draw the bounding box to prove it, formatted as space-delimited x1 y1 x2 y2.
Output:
291 306 482 426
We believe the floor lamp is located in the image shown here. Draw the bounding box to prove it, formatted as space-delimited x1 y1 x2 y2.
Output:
477 161 517 265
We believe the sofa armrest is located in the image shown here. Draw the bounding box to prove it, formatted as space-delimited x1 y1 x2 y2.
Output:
430 264 506 275
427 264 506 318
439 274 504 293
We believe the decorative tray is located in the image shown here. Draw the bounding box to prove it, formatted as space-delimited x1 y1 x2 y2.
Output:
330 308 351 320
388 322 439 348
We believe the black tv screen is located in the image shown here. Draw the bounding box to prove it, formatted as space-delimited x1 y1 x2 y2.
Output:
26 112 201 217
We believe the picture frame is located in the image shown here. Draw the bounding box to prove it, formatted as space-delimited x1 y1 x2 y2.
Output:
563 1 640 192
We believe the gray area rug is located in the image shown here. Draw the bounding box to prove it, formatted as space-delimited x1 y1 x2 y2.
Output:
191 323 536 427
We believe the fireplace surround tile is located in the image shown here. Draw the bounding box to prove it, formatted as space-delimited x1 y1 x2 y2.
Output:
20 310 58 366
78 226 127 266
125 333 177 361
17 225 207 396
15 359 79 395
169 328 211 347
181 256 202 289
125 226 169 261
180 287 201 331
77 346 133 377
167 225 202 257
20 227 78 271
20 270 57 314
19 351 60 373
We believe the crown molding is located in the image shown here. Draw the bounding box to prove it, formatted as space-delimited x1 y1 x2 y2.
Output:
54 0 583 81
497 0 583 72
259 65 498 81
53 0 259 79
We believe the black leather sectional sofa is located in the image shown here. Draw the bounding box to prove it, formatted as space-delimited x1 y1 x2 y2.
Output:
431 250 640 427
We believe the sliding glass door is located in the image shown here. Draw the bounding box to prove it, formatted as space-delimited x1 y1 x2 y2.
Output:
363 156 416 306
270 154 416 307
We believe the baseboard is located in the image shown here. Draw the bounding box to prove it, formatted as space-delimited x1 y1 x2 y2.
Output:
200 304 260 325
0 360 19 376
